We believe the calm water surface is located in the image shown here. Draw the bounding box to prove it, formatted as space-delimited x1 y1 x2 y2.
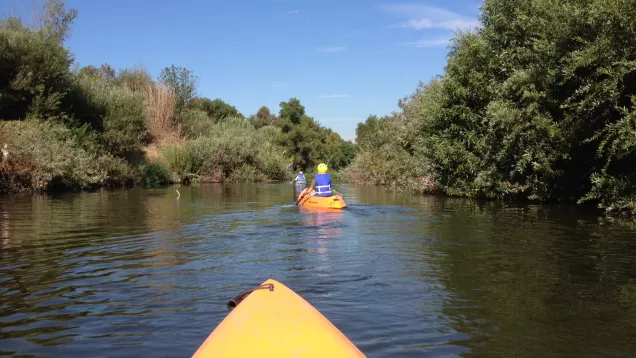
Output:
2 183 636 357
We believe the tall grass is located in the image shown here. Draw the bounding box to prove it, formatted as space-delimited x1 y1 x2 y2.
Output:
144 82 182 145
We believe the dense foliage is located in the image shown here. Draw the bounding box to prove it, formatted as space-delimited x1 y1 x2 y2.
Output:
349 0 636 216
263 97 356 171
0 0 354 193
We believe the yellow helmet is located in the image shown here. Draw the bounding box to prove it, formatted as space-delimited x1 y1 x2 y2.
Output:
317 163 328 174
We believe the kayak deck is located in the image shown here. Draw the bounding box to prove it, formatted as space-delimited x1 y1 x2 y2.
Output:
298 190 347 209
192 279 365 357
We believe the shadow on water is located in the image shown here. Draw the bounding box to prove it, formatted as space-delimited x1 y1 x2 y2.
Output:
1 183 636 357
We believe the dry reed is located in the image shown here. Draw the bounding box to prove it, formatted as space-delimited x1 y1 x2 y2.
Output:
144 82 183 146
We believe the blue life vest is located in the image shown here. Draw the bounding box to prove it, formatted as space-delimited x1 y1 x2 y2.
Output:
297 173 305 181
314 173 332 197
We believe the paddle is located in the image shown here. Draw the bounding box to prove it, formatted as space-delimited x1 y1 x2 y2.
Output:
296 188 308 205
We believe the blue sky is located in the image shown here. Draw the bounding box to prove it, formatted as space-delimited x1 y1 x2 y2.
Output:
3 0 482 141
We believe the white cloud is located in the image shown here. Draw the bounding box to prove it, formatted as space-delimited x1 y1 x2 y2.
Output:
316 46 347 53
382 4 480 31
404 37 450 48
320 94 350 99
287 10 299 14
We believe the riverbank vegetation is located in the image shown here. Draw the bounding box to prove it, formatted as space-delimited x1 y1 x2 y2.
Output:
348 0 636 216
0 0 354 194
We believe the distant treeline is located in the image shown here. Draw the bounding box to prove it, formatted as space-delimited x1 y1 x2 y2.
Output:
347 0 636 216
0 0 355 193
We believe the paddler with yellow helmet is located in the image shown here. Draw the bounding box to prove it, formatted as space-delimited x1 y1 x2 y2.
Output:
297 163 333 201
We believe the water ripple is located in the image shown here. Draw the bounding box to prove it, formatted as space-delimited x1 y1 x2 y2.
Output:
2 185 636 357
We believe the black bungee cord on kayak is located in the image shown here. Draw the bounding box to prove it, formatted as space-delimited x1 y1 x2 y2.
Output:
227 283 275 310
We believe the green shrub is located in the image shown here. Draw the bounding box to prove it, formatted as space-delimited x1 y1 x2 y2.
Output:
101 86 147 155
579 173 636 216
161 144 191 176
347 101 437 194
73 71 148 156
159 116 291 181
182 108 215 138
260 142 292 180
112 67 153 93
0 119 137 191
138 160 173 187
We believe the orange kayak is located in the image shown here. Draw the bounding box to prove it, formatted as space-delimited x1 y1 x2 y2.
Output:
192 279 366 357
298 190 347 209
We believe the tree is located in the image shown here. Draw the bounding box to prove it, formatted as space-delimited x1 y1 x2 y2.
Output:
98 64 116 81
78 65 100 78
256 105 271 119
188 97 242 122
355 115 394 151
0 1 76 120
159 64 199 116
250 105 277 129
34 0 78 43
349 0 636 214
279 97 305 125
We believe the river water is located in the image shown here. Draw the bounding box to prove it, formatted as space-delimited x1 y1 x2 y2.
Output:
1 183 636 357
